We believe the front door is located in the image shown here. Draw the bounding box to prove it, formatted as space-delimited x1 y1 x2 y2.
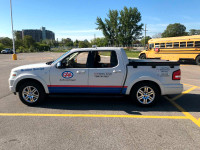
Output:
49 51 89 93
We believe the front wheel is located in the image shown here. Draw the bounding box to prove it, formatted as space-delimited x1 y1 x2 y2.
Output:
130 82 160 106
139 53 146 59
195 55 200 65
18 82 46 106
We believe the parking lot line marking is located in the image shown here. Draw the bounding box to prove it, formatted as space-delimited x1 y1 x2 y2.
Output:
183 83 200 88
165 97 200 127
0 113 188 119
171 86 198 101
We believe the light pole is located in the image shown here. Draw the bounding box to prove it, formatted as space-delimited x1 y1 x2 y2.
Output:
10 0 17 60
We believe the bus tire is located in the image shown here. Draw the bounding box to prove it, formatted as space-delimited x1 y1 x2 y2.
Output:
139 53 146 59
195 55 200 65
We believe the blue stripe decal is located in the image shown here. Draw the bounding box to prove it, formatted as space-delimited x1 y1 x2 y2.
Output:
48 87 127 94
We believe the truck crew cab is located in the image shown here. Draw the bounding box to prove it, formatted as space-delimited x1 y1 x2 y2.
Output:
9 47 183 106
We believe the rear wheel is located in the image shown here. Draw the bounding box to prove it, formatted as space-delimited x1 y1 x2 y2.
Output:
18 81 46 106
130 82 160 106
139 53 146 59
195 55 200 65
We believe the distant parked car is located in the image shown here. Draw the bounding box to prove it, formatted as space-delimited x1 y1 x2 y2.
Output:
1 48 13 54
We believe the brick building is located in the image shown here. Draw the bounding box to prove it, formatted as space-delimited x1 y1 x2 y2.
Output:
17 27 55 42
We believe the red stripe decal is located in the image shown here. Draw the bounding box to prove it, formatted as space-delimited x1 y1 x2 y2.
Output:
48 85 128 88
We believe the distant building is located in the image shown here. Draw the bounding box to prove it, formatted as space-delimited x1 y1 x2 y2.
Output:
17 27 55 42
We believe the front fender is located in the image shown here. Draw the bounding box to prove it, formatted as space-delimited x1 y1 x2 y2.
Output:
12 74 49 93
125 76 164 95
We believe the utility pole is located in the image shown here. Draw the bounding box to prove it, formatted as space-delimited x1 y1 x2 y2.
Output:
10 0 17 60
144 24 148 49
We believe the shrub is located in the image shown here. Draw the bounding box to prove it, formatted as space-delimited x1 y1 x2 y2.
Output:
0 43 5 51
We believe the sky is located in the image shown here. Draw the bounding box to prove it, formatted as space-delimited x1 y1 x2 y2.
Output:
0 0 200 41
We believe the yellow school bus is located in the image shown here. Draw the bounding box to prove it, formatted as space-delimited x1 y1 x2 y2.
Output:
139 35 200 65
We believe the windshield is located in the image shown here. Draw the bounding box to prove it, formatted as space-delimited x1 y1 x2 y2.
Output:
46 51 70 65
54 50 70 62
148 43 154 50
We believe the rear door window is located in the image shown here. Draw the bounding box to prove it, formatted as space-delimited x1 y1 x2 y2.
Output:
90 51 118 68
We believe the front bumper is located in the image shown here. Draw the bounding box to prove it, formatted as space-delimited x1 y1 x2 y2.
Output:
9 78 16 93
161 84 183 95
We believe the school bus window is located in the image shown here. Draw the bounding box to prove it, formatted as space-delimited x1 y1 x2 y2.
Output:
160 43 165 48
187 41 193 47
180 42 186 48
155 43 160 48
195 41 200 47
174 42 179 48
166 43 172 48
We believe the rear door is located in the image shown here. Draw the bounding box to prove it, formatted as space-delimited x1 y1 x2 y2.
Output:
88 50 127 94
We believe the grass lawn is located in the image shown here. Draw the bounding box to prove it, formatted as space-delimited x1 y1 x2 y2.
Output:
125 51 140 58
100 50 140 58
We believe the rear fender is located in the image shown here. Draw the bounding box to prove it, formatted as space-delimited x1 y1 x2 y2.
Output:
125 76 163 95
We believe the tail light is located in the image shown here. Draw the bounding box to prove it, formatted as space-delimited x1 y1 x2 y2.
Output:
172 69 181 80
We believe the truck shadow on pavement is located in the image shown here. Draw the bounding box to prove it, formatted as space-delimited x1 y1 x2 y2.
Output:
36 93 200 114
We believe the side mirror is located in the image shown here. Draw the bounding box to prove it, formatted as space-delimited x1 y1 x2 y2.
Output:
56 62 64 69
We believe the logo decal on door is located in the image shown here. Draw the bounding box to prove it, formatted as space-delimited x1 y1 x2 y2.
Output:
62 71 74 79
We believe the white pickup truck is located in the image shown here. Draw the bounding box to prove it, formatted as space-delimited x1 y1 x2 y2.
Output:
9 47 183 106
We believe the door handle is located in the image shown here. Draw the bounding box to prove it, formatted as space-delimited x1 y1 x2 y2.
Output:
76 70 86 74
113 70 122 73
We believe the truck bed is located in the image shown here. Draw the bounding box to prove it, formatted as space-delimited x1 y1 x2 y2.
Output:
128 59 180 68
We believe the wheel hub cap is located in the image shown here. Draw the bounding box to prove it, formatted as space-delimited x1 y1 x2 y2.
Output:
136 86 155 104
22 86 39 103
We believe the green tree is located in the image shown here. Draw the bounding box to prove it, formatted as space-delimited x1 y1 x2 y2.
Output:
132 40 141 44
35 43 50 51
0 43 4 50
23 35 35 48
189 29 200 35
96 6 143 46
14 31 22 40
91 38 108 47
15 39 23 50
140 36 151 45
162 23 188 37
73 40 79 47
0 37 12 47
62 38 74 47
78 40 90 48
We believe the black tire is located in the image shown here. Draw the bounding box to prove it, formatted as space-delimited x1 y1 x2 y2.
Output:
139 53 146 59
130 82 160 106
18 81 46 106
195 55 200 65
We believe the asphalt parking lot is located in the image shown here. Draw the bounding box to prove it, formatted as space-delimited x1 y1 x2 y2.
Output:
0 53 200 150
